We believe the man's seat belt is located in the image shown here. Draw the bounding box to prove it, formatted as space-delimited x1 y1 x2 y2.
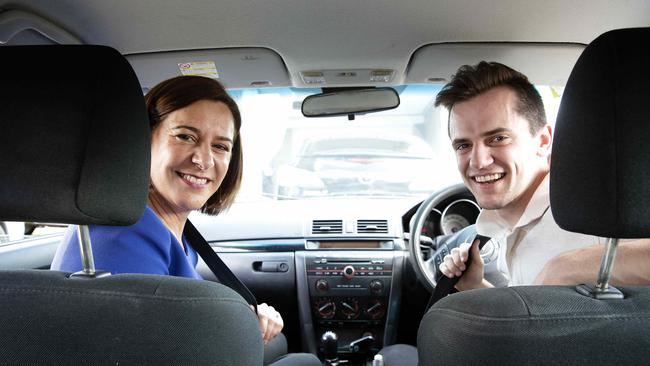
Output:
425 234 491 310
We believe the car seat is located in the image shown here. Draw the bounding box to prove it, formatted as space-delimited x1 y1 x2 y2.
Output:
0 45 263 365
417 27 650 365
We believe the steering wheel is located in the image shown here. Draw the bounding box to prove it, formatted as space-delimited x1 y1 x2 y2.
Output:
407 183 479 292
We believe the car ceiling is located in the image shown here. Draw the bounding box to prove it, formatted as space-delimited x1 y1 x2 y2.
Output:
2 0 650 88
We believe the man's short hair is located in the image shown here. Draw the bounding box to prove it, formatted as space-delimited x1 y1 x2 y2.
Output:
435 61 547 135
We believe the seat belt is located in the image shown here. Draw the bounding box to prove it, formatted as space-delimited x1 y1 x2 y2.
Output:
425 234 491 310
184 220 258 312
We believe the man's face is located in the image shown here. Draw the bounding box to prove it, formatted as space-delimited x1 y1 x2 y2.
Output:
449 86 551 216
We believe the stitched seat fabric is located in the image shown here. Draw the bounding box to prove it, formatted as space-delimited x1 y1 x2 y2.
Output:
418 27 650 366
0 45 263 365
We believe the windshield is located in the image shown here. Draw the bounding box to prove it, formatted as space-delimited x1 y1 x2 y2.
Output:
230 84 563 201
1 84 563 242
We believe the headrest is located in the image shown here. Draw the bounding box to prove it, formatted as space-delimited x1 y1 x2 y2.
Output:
550 28 650 238
0 45 150 226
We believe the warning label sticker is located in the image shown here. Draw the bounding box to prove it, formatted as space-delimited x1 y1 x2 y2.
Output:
178 61 219 79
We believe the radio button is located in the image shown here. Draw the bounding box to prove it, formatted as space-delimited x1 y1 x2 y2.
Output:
315 279 330 293
369 280 384 295
343 265 355 279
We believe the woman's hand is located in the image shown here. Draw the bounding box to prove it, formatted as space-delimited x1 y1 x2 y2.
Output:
254 303 284 344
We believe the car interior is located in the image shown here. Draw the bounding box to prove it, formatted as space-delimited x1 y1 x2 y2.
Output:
0 1 649 365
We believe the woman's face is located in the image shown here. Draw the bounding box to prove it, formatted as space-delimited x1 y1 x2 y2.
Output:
149 99 235 216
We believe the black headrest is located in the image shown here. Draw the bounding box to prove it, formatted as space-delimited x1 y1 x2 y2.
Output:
551 28 650 238
0 45 150 226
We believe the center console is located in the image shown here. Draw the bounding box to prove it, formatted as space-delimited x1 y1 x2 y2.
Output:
296 243 404 363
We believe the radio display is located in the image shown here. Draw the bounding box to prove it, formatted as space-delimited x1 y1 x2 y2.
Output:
319 241 380 249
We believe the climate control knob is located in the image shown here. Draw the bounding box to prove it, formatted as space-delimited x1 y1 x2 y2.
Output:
315 279 329 293
339 297 360 319
314 298 336 319
343 265 355 279
369 280 384 295
366 299 385 319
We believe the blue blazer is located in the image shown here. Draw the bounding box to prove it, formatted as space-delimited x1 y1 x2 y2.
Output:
51 206 201 279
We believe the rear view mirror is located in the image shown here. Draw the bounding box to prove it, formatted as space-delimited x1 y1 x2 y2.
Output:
301 88 400 118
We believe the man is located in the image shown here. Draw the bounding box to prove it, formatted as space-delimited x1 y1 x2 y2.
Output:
377 61 650 366
437 61 650 290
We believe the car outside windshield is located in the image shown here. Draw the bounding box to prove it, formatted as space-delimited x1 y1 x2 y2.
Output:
0 85 562 241
230 84 563 202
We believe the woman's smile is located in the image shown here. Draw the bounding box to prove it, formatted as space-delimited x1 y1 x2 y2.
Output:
176 171 212 188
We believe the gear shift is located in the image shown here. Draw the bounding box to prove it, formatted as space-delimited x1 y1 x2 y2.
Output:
321 331 339 365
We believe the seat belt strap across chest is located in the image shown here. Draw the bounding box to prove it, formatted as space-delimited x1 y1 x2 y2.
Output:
184 220 258 312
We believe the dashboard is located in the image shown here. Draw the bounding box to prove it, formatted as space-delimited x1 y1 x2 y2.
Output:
189 186 481 361
0 184 480 364
0 185 482 363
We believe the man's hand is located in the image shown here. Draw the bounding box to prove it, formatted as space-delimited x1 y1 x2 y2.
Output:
254 303 284 344
439 238 492 291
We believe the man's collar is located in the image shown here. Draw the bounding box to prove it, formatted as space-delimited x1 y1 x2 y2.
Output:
513 173 550 228
476 173 550 238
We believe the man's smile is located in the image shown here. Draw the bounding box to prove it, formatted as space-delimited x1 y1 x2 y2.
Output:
472 173 506 184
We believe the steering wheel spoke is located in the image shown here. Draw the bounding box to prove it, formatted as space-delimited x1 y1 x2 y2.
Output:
424 256 439 279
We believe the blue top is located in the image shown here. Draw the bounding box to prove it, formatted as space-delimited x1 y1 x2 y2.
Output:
51 206 201 279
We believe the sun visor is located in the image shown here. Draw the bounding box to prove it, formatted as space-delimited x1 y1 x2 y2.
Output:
406 43 585 86
0 9 82 45
126 48 290 91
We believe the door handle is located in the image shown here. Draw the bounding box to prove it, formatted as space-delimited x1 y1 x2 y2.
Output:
253 261 289 273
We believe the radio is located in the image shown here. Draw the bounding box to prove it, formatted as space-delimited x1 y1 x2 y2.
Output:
307 258 392 295
306 256 393 323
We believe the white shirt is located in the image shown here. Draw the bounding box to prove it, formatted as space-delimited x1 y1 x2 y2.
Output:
476 174 606 286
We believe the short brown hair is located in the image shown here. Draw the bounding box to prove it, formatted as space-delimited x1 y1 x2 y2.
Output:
435 61 546 135
144 75 243 215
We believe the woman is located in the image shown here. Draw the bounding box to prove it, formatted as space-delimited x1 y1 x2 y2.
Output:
52 76 320 366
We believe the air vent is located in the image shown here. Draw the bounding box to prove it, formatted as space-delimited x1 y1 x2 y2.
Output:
357 220 388 234
312 220 343 234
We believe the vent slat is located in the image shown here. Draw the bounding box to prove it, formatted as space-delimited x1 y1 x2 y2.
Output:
312 220 343 234
357 219 388 233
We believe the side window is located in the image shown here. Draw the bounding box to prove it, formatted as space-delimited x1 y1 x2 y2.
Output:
0 221 67 270
0 221 67 244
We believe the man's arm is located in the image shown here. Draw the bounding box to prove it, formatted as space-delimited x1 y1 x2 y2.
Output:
534 238 650 285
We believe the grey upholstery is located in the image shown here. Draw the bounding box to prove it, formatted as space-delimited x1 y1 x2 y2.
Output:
550 28 650 238
418 28 650 365
0 270 263 365
0 45 263 365
0 45 150 225
418 286 650 365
